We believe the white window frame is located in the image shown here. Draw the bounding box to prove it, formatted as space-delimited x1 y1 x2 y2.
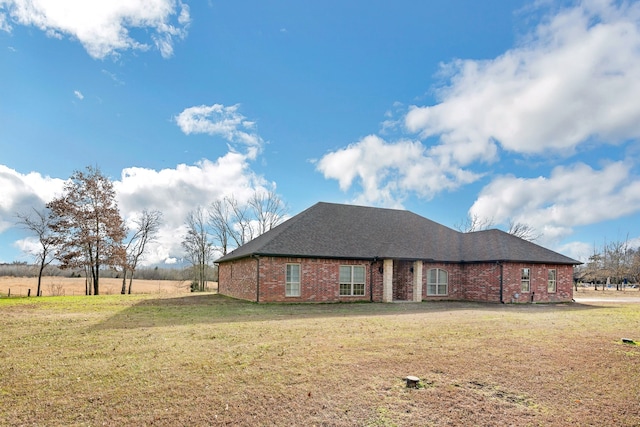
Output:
521 268 531 293
339 265 366 296
285 263 301 297
548 269 557 293
427 268 448 296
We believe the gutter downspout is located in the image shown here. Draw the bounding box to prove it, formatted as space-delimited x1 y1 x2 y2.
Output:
499 262 504 304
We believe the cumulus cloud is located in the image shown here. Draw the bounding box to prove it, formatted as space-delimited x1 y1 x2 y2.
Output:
316 135 481 207
469 161 640 243
405 0 640 164
0 103 271 265
0 0 190 59
318 0 640 246
175 103 264 159
0 166 65 232
113 155 270 265
73 90 83 100
0 152 273 266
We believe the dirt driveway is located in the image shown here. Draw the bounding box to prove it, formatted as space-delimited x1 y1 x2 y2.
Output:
575 296 640 303
573 288 640 303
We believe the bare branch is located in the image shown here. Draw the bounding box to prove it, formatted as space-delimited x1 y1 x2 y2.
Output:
14 207 57 296
454 214 494 233
248 190 287 235
182 207 213 291
507 220 541 242
121 210 162 294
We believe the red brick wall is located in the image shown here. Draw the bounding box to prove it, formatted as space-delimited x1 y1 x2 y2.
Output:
217 257 258 301
258 257 379 303
502 263 573 303
420 262 464 301
460 263 502 302
219 256 574 304
393 260 413 301
218 257 386 302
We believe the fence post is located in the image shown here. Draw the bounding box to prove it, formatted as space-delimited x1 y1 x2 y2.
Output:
28 289 31 297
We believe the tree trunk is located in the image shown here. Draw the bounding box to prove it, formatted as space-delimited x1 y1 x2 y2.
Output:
128 273 134 294
121 270 127 294
93 262 100 296
37 260 45 297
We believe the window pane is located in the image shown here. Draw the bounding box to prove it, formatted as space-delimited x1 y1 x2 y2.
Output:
548 269 556 292
286 282 300 297
353 266 365 283
339 266 351 283
521 268 530 292
287 264 300 282
438 269 448 285
340 283 351 296
428 284 437 295
428 269 437 284
353 283 365 296
286 264 300 297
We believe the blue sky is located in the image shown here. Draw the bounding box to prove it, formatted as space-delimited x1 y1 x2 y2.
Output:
1 0 640 266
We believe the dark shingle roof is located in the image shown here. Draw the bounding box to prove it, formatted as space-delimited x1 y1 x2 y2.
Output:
216 202 580 265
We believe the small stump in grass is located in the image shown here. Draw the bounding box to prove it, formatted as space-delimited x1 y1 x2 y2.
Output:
404 376 420 389
622 338 636 345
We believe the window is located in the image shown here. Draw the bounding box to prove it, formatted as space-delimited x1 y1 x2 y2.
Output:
286 264 300 297
521 268 531 292
548 269 557 293
427 268 448 296
339 265 366 296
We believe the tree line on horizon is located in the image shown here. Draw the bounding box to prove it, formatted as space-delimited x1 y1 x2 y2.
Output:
575 238 640 290
14 166 287 297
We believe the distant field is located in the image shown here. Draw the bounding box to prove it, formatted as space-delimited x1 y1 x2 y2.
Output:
0 276 217 296
0 292 638 426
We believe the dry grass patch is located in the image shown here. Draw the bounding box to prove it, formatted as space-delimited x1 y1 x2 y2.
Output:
0 276 197 297
1 295 639 426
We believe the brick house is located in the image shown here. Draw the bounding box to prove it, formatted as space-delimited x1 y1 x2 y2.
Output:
216 202 580 303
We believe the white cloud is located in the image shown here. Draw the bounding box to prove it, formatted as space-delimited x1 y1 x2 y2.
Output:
0 0 190 59
556 240 593 264
175 103 264 159
405 0 640 164
73 90 83 100
318 0 640 237
316 134 481 207
114 154 270 265
0 145 274 266
0 12 9 31
469 161 640 243
0 166 65 233
101 69 125 86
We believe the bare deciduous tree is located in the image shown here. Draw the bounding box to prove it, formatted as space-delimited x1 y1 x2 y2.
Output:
182 207 213 291
454 214 494 233
249 190 287 236
209 191 287 255
576 237 639 291
209 199 231 256
456 215 540 242
14 207 56 297
47 166 126 296
507 220 541 242
227 196 253 247
121 210 162 294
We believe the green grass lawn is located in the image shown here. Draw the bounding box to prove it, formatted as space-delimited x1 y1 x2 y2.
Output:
1 294 639 426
